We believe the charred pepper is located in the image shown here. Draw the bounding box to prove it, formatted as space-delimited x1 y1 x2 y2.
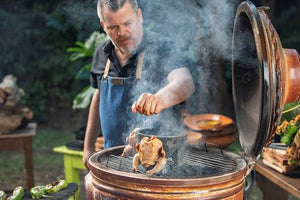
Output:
6 186 24 200
0 191 6 200
30 185 49 199
45 179 68 193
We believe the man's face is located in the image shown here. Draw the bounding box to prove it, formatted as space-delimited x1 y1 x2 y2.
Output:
101 2 143 55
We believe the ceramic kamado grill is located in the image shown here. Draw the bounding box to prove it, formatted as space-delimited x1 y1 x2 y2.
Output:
85 1 300 199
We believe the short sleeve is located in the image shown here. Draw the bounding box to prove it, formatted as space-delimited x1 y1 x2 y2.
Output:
90 42 108 89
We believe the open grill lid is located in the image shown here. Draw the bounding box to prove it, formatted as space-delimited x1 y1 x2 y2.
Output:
232 1 300 160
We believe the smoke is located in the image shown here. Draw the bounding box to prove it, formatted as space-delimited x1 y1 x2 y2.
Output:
124 0 240 137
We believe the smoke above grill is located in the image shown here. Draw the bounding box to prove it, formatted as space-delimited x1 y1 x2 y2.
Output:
64 0 243 141
118 0 241 142
139 0 239 117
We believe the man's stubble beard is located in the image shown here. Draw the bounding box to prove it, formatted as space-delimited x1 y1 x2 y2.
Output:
114 39 137 55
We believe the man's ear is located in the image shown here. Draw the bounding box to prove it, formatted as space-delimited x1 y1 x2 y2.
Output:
100 20 105 29
138 8 143 23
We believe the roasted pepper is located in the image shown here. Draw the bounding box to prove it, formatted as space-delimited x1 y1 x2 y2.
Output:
30 185 48 199
6 186 24 200
45 179 68 193
0 191 6 200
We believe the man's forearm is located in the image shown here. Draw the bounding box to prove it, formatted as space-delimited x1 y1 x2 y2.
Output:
84 89 101 153
155 67 195 108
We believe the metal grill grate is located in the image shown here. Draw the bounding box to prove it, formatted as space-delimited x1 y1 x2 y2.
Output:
100 144 237 178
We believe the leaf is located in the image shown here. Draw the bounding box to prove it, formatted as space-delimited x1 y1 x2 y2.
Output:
75 41 85 48
281 101 300 122
66 47 86 53
75 64 91 80
287 125 298 136
69 53 87 62
280 134 292 145
72 86 95 109
288 158 296 165
68 31 108 110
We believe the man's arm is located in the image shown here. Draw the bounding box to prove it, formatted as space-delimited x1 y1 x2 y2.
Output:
83 89 101 168
132 67 195 116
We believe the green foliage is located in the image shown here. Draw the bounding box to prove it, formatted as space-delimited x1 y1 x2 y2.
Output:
68 32 107 61
0 0 100 121
281 101 300 122
68 32 107 109
72 85 95 109
280 124 299 146
277 102 300 146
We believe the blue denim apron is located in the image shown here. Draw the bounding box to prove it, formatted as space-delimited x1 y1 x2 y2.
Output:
100 53 144 148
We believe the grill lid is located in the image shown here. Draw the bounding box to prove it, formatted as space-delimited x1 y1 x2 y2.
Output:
232 1 300 160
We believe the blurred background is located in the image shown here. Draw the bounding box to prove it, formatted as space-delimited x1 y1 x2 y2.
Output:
0 0 299 199
1 0 299 122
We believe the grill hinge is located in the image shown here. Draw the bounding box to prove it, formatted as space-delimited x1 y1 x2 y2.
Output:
246 157 257 176
237 152 258 177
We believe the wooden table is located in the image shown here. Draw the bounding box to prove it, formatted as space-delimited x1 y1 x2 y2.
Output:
255 159 300 200
0 122 37 190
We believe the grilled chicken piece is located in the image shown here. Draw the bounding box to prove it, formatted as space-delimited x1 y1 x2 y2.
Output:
132 135 167 175
121 128 139 157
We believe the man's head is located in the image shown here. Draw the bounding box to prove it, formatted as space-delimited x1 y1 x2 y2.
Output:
97 0 143 55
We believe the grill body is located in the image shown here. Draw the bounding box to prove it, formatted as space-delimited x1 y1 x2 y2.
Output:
86 146 247 200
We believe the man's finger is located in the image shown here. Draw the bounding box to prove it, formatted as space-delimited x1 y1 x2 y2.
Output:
143 95 155 116
150 100 157 115
136 94 147 112
131 102 138 113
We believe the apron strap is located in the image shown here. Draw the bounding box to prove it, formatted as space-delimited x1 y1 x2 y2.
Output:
103 52 144 80
103 59 111 79
135 52 144 80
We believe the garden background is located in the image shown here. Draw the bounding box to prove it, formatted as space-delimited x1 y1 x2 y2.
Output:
0 0 299 199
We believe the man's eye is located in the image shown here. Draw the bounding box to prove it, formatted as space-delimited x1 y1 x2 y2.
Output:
108 26 117 30
125 21 132 26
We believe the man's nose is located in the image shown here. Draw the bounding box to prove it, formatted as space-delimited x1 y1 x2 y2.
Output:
117 25 127 36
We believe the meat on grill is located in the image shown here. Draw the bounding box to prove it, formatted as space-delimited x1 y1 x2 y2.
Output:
121 128 139 158
132 135 167 175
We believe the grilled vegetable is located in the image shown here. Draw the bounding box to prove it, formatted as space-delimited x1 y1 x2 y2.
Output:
45 179 68 194
0 191 6 200
30 185 48 199
6 186 24 200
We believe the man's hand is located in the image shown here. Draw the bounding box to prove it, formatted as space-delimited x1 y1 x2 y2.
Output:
131 93 166 116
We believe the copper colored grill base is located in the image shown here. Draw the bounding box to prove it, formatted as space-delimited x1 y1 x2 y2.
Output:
86 146 247 200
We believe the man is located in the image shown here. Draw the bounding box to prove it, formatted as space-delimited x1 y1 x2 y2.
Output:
83 0 195 167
